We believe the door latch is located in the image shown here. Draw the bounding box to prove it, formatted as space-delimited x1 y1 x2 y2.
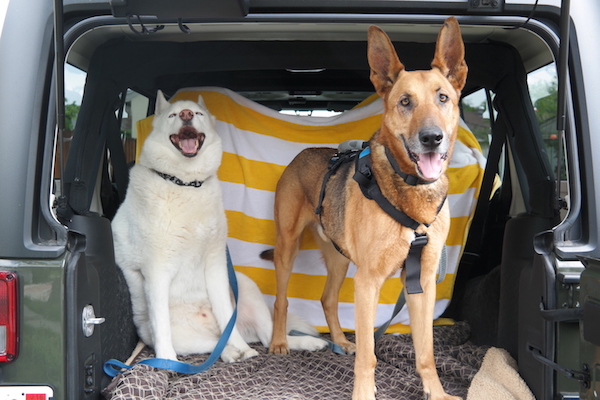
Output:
82 304 105 337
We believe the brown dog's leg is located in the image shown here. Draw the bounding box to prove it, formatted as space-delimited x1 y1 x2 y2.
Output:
269 172 314 354
315 235 356 354
270 226 303 355
270 249 295 354
406 251 461 400
352 266 387 400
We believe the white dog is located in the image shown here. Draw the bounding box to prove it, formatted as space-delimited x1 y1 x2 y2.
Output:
112 90 327 363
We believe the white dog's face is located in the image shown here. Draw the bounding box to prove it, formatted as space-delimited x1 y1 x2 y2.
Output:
153 91 216 158
140 90 222 180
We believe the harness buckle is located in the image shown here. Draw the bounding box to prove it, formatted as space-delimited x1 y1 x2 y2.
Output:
404 233 428 295
327 154 341 169
412 233 429 248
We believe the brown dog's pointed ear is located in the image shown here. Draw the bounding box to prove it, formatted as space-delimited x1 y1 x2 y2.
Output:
431 17 468 92
368 25 405 98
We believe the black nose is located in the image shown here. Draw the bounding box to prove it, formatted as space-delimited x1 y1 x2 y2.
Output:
419 127 443 149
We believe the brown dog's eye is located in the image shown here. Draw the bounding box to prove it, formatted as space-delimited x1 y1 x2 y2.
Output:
399 97 410 107
439 94 448 103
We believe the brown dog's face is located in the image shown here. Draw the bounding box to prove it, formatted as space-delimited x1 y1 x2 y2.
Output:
368 18 467 181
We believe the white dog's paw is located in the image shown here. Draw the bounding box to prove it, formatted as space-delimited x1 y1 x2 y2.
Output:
240 347 259 360
287 335 328 352
221 345 258 363
221 344 242 363
155 347 178 361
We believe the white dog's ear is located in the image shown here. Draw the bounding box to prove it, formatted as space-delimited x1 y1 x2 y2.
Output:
197 94 208 110
155 90 170 115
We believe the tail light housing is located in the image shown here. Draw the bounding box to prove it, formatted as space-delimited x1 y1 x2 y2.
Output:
0 271 18 362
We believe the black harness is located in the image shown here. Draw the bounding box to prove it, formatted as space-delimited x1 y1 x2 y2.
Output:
315 144 446 295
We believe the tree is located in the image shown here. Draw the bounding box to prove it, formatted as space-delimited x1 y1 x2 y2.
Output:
533 78 558 125
64 99 80 131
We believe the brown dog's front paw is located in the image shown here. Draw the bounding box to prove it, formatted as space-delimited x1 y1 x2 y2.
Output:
423 391 462 400
340 340 357 355
268 342 290 355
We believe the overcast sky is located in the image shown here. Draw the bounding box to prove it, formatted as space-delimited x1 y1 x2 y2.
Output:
65 65 86 105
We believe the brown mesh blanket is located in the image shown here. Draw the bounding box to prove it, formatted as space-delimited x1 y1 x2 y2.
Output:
103 322 488 400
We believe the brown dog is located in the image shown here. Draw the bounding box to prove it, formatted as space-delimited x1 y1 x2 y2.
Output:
263 17 467 400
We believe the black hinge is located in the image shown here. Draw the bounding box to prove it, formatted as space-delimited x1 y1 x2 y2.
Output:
539 301 584 323
528 345 591 388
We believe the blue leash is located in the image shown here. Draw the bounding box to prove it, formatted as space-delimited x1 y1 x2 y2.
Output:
104 249 238 377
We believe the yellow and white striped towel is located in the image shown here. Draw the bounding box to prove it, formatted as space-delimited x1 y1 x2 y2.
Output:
136 86 486 334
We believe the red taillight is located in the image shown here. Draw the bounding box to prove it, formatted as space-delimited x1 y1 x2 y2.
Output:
0 271 18 363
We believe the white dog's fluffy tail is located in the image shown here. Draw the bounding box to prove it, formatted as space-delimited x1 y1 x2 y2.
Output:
236 272 327 351
285 313 327 352
286 313 319 336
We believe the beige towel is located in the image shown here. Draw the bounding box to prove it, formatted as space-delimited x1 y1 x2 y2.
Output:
467 347 536 400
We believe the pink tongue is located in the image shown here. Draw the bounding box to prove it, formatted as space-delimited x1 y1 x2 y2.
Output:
418 153 443 180
180 138 198 154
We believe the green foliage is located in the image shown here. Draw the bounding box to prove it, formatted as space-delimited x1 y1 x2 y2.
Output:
64 99 80 131
533 78 558 127
65 99 80 131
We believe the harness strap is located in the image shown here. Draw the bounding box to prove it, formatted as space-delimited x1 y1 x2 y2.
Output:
315 151 360 216
374 291 407 341
315 150 362 257
384 147 434 186
353 148 423 230
103 248 238 377
352 146 446 298
404 233 428 294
